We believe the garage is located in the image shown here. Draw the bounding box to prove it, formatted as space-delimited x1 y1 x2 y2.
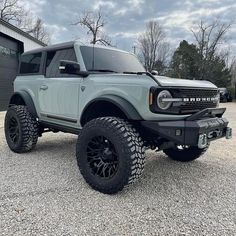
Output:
0 33 22 111
0 19 45 111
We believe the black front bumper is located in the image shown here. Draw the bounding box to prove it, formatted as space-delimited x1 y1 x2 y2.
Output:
141 108 232 147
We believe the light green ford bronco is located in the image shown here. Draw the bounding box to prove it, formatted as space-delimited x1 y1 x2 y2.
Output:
5 41 232 194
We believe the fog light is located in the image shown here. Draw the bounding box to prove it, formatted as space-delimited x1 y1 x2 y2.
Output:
175 129 182 136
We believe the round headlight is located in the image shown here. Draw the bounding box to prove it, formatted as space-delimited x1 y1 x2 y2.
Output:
157 90 172 110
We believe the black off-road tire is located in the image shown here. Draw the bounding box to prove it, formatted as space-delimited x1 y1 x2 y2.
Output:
76 117 145 194
163 145 208 162
5 105 39 153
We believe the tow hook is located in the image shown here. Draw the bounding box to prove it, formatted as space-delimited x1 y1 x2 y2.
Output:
198 134 208 149
226 127 232 139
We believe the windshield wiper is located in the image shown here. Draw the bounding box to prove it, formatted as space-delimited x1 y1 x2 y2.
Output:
88 69 118 73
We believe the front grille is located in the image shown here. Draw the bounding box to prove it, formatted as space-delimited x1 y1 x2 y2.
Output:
149 87 219 115
173 89 219 113
180 101 217 112
178 89 218 98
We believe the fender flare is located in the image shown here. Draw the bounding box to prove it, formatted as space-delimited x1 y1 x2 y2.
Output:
81 95 143 123
9 91 38 118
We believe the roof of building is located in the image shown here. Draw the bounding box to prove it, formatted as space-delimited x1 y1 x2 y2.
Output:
0 18 46 46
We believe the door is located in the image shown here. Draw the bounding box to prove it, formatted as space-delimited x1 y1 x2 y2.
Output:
0 34 20 111
38 48 82 122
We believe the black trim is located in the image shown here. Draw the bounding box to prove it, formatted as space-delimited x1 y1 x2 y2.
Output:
149 87 219 115
146 72 162 86
41 113 77 123
141 116 229 146
81 95 142 124
152 85 219 91
9 91 38 118
186 108 226 121
40 121 80 135
41 51 47 76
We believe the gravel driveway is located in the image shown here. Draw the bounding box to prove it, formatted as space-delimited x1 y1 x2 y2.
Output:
0 103 236 235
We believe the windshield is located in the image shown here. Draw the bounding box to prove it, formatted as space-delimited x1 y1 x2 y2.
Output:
80 46 145 73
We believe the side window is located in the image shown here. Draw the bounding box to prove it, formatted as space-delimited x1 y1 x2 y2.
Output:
46 48 77 77
20 53 42 74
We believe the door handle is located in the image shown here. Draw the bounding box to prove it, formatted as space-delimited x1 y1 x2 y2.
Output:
40 85 48 90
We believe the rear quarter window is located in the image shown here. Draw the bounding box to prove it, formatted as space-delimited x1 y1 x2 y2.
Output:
19 53 42 74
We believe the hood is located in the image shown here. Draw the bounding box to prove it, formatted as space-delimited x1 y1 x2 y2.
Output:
154 76 217 89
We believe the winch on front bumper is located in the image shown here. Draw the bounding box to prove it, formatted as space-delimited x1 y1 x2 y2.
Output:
141 108 232 149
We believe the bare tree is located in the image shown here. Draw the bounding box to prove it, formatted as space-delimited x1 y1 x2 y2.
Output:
0 0 24 23
15 15 50 44
1 0 50 44
191 19 232 79
138 21 169 72
73 10 112 46
24 17 50 44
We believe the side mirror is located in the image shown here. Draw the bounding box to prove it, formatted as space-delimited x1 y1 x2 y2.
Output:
151 70 159 76
59 60 80 75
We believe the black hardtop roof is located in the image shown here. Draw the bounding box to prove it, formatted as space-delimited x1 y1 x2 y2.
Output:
23 41 75 55
22 41 130 56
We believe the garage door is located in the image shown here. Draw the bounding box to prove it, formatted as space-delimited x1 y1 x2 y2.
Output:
0 34 19 111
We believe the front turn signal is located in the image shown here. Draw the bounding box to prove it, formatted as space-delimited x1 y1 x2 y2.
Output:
149 92 153 105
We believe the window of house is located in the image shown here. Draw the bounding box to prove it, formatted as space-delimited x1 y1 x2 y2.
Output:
0 45 18 59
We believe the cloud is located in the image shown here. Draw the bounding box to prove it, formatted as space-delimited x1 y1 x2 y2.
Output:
21 0 236 57
127 0 144 11
20 0 46 14
113 32 140 38
93 1 116 10
44 24 68 42
114 8 128 16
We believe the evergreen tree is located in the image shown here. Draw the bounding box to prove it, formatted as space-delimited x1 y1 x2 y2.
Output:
169 40 199 80
169 40 231 87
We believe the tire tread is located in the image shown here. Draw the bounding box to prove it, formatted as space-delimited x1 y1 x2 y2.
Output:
5 105 38 153
77 117 145 194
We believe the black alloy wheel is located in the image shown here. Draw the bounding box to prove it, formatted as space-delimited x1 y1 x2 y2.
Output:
5 105 39 153
87 135 119 179
8 116 20 144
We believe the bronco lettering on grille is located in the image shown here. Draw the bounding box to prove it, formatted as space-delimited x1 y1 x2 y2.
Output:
182 97 218 102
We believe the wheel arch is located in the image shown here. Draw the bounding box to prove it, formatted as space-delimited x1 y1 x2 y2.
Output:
9 91 38 118
80 95 142 126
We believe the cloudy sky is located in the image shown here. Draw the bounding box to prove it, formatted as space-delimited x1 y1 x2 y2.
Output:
21 0 236 57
